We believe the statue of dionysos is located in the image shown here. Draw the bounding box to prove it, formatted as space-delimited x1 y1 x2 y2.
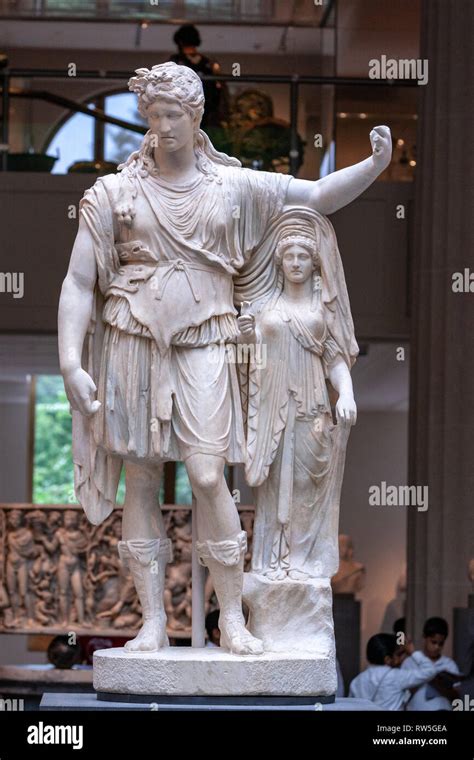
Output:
58 62 391 654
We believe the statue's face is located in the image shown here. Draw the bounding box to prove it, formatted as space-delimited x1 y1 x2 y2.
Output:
64 510 78 529
174 510 188 526
281 244 314 284
8 510 22 529
48 511 61 528
146 98 195 153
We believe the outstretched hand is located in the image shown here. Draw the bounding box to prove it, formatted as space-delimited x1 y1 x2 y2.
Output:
370 125 392 170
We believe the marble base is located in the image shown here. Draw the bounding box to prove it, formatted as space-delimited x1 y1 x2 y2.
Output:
93 646 335 697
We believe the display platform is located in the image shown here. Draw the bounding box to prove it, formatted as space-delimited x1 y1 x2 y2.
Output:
40 693 382 711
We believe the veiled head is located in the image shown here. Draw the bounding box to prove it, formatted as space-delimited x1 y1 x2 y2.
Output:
275 231 320 285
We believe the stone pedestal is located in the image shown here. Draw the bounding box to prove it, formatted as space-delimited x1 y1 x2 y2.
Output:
243 573 335 657
93 647 336 698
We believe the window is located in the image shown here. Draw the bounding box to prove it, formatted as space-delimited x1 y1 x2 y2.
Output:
32 375 75 503
46 91 145 174
104 92 146 165
48 111 95 175
32 375 193 505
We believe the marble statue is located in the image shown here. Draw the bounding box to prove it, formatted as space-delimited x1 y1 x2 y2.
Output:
238 211 357 584
331 534 366 595
58 61 391 676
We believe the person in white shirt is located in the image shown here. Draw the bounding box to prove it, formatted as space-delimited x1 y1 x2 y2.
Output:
349 633 437 710
402 617 461 711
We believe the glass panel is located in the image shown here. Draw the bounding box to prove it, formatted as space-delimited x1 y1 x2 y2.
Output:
48 111 94 174
0 0 331 25
104 92 146 165
335 85 419 182
46 0 96 12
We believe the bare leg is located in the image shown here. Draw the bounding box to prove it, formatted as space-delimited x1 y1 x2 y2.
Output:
58 560 70 625
18 562 35 623
120 459 172 652
186 453 263 655
71 569 85 624
185 455 241 541
6 562 19 622
122 460 166 541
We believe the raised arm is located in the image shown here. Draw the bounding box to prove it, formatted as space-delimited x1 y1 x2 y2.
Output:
58 217 99 417
285 126 392 215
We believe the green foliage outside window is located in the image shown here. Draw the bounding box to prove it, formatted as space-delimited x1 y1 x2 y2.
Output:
33 375 75 504
32 375 196 505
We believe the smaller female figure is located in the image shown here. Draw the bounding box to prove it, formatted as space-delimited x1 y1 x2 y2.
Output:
238 209 358 583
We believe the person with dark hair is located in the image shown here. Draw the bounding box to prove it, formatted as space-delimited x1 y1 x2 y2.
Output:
205 609 220 647
170 24 227 127
47 635 81 670
393 617 406 636
402 616 461 710
423 616 449 640
392 617 412 664
349 633 437 710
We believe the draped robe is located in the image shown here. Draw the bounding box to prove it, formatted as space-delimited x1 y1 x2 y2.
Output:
72 162 291 524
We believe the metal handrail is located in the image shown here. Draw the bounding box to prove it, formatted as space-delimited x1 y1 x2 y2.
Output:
0 68 419 174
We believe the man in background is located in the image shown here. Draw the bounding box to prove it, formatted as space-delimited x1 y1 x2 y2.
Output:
170 24 228 127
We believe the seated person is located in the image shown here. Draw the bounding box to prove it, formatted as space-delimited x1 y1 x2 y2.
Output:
402 616 461 710
349 633 436 710
47 635 81 670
